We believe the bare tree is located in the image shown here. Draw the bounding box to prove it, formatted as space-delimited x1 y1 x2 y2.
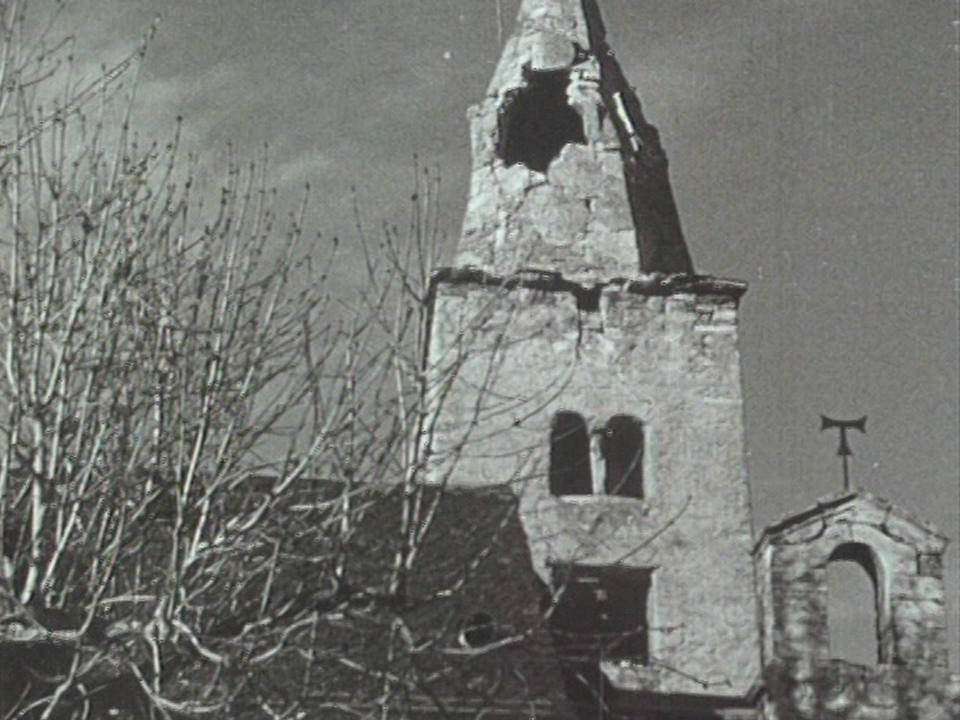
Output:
0 4 659 719
0 4 495 716
0 2 362 715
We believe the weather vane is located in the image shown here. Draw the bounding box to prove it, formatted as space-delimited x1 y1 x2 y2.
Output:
820 415 867 492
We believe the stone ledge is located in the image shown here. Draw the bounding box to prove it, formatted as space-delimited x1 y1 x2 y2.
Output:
431 267 747 302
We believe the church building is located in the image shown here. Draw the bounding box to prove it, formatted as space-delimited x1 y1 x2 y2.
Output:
421 0 958 718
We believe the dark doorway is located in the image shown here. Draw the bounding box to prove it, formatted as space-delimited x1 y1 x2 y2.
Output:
548 564 652 663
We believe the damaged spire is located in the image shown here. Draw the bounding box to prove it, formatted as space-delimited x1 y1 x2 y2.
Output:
453 0 694 281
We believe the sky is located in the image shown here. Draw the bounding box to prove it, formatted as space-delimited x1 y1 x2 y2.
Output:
56 0 959 669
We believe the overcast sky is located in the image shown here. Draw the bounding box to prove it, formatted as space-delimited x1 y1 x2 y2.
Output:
59 0 959 667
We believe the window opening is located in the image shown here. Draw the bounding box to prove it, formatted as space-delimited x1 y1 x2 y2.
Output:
601 415 644 498
550 412 592 496
497 68 587 173
459 612 496 648
826 543 881 666
548 565 652 663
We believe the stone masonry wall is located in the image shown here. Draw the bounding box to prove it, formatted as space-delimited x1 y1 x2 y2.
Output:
424 277 761 700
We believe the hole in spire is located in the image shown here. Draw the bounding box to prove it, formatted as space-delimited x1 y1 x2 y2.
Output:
497 68 587 173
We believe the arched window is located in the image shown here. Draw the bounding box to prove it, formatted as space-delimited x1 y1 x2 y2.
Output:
827 543 881 666
549 412 592 496
601 415 644 499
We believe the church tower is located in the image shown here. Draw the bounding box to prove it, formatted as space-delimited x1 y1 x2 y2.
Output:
424 0 761 714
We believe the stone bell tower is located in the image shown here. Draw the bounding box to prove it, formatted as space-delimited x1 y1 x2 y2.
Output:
424 0 761 715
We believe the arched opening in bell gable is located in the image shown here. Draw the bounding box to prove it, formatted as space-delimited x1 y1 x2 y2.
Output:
826 542 883 667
